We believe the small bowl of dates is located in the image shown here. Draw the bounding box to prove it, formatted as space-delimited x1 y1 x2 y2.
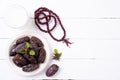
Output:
7 31 51 76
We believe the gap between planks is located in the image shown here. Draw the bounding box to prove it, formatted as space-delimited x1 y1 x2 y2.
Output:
1 17 120 20
0 58 96 61
1 37 120 40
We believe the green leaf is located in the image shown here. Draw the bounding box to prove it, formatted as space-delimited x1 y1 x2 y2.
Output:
58 53 62 57
25 42 30 48
54 49 58 54
29 50 35 56
19 49 25 54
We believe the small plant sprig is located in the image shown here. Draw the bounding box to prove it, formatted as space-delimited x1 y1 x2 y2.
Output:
53 49 62 60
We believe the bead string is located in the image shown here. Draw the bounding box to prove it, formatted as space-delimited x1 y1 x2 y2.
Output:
34 7 72 47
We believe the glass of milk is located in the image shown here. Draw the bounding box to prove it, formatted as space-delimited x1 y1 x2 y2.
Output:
3 4 28 29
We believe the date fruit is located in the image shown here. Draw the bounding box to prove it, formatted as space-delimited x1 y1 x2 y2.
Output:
9 44 17 56
46 64 59 77
23 53 37 64
30 36 44 47
14 42 26 53
30 43 39 57
38 48 46 63
16 36 30 45
22 64 39 72
13 54 28 67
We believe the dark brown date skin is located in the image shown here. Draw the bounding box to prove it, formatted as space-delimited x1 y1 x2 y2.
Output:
30 43 39 57
22 64 39 72
13 54 28 67
23 53 37 64
46 64 59 77
16 36 30 45
38 48 46 63
9 44 17 56
30 36 44 47
14 42 26 53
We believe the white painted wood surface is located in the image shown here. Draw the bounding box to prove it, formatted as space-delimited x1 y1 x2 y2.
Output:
0 0 120 80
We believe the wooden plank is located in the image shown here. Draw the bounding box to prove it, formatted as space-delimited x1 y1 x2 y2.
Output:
0 0 120 17
1 19 120 39
0 59 96 79
1 38 120 60
0 58 120 79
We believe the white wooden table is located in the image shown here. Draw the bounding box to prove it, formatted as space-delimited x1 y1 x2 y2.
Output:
0 0 120 80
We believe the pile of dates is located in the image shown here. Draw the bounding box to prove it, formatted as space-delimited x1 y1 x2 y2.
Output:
9 36 46 72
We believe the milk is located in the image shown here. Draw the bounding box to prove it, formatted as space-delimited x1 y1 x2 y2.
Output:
4 5 28 28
